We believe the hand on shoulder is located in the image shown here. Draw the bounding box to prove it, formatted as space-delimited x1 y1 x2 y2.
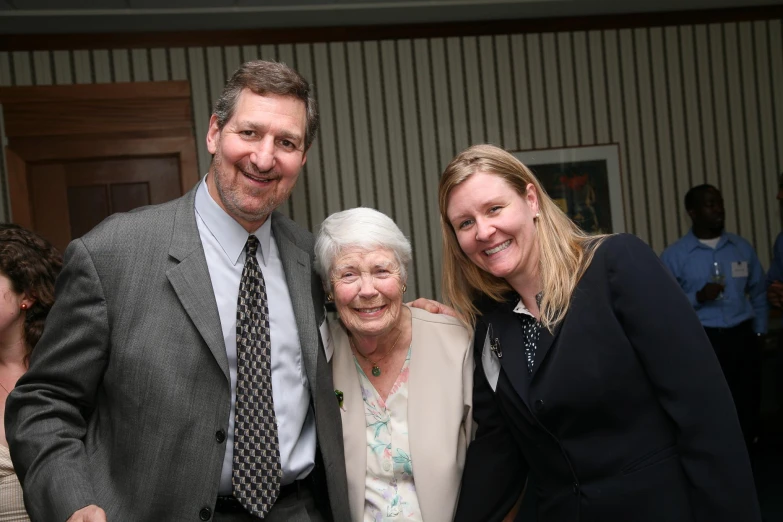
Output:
768 281 783 308
407 298 458 318
67 505 107 522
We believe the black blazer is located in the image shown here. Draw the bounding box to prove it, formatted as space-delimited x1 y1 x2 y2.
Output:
455 234 760 522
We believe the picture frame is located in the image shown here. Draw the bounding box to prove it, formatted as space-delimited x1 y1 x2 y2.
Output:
511 144 625 234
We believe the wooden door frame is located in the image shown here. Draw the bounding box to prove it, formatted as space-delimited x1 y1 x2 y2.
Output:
0 80 199 228
7 135 198 228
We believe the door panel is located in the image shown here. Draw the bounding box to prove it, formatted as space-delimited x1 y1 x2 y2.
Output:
110 183 150 213
2 81 199 252
67 185 109 241
27 163 70 252
27 155 182 252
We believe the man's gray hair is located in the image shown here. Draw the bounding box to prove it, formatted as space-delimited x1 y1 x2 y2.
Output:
213 60 319 150
315 207 412 291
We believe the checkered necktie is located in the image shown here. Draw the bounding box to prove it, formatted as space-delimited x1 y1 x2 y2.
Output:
232 235 281 518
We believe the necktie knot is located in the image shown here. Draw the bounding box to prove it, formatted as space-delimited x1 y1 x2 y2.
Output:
245 235 259 258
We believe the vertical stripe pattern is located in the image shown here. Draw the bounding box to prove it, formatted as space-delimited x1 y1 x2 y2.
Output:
1 20 782 298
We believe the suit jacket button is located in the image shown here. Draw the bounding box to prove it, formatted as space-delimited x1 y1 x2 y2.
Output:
215 429 226 443
534 399 545 411
572 482 579 495
199 507 212 520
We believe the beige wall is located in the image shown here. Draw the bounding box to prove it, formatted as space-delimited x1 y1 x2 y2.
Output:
1 19 782 300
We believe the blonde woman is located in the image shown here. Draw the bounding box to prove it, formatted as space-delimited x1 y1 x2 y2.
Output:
440 144 760 522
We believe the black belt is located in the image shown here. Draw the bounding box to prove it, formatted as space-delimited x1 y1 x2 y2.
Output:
215 480 305 513
704 319 753 335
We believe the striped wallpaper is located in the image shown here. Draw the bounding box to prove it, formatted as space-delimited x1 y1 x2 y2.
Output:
1 19 782 300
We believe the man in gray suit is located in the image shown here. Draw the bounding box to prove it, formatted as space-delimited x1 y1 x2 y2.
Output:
6 60 350 522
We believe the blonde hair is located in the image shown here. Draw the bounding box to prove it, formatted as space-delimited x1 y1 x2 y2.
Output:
438 144 608 330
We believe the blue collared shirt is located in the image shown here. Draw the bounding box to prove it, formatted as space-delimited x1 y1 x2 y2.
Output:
194 177 316 494
661 230 767 333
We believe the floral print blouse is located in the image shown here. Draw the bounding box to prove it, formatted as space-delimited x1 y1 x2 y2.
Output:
356 347 422 521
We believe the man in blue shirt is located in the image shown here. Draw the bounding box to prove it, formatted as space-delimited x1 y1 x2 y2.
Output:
662 184 767 449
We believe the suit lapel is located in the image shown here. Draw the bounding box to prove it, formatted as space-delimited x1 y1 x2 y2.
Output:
331 325 367 522
166 185 229 381
484 301 532 408
407 311 441 522
271 215 351 520
530 320 563 381
271 215 319 396
484 293 565 384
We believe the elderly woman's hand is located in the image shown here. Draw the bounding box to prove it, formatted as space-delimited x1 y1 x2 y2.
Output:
407 298 458 318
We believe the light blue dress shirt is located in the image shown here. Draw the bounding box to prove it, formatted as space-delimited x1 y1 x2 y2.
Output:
661 230 768 334
194 178 316 494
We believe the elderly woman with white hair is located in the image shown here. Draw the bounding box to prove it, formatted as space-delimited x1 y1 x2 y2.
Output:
314 207 472 522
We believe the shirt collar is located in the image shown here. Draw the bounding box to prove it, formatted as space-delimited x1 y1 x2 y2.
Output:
194 175 273 266
685 229 731 252
512 292 543 319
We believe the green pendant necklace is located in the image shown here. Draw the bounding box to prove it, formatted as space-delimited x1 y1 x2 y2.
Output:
352 328 402 377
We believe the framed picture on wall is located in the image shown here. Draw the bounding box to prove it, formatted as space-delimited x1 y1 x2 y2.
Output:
511 144 625 234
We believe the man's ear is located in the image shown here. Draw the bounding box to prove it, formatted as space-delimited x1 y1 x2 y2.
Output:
206 114 220 155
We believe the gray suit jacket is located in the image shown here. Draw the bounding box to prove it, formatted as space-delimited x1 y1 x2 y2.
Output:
5 185 350 522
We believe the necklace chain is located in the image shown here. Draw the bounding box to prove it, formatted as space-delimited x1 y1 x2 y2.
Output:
350 328 403 377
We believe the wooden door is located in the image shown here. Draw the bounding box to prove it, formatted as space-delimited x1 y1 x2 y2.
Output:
2 82 199 252
26 155 181 252
7 135 198 253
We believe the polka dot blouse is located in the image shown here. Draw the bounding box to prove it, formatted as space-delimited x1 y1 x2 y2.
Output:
512 293 543 374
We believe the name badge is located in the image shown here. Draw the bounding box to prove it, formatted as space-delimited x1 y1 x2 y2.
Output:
481 326 501 392
731 261 749 278
319 313 333 363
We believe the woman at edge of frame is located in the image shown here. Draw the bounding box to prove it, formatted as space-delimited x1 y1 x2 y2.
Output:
440 144 761 522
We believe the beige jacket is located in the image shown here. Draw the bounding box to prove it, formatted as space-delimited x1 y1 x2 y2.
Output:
331 306 473 522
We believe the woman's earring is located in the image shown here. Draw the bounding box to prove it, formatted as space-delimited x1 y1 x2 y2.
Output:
326 293 333 302
20 303 28 310
401 284 407 293
534 212 540 220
